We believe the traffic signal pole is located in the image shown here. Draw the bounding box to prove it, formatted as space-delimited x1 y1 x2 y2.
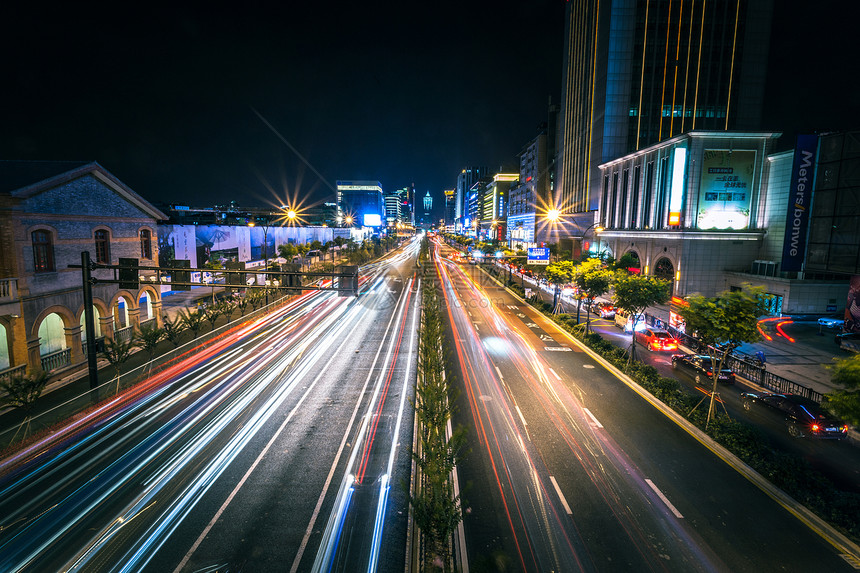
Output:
81 251 99 391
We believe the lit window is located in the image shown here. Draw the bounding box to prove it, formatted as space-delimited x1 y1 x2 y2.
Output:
140 229 152 259
95 229 111 264
32 230 55 272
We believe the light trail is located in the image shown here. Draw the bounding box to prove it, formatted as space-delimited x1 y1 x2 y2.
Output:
311 276 416 572
434 240 723 572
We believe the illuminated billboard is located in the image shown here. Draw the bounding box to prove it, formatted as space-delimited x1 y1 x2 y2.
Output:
363 213 382 227
697 149 756 230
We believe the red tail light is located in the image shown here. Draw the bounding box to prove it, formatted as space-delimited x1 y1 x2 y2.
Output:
811 424 820 432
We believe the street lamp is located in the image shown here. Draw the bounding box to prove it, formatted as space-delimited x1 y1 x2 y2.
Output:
248 217 271 305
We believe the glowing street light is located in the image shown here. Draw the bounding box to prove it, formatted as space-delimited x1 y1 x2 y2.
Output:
546 208 561 222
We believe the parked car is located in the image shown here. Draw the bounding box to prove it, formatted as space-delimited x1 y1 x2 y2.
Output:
818 316 844 329
595 302 616 318
635 327 679 351
740 392 850 439
614 309 646 332
671 353 736 385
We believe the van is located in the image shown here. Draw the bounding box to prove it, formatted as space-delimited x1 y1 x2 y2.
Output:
614 309 646 333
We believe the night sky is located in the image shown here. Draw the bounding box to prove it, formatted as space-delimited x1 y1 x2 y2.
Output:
3 1 858 221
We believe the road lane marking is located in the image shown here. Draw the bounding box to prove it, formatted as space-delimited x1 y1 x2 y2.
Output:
583 408 603 428
645 479 684 519
583 364 595 369
549 476 573 515
495 365 504 380
515 405 527 427
544 347 571 352
548 367 562 381
474 324 480 331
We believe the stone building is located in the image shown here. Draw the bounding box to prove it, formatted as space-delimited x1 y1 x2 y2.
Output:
0 161 166 381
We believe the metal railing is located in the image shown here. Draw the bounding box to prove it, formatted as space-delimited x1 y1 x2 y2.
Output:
0 278 18 302
139 318 157 331
0 291 295 451
0 364 26 385
653 315 825 403
40 348 71 372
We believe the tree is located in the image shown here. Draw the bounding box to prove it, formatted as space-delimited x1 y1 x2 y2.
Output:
235 292 251 316
0 371 49 442
574 259 614 334
204 303 223 331
135 324 164 363
179 308 205 339
545 261 575 286
277 243 298 260
677 285 767 428
101 335 135 394
612 273 670 361
162 314 185 347
825 353 860 426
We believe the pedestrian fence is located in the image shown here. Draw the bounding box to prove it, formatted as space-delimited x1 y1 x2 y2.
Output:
644 313 824 404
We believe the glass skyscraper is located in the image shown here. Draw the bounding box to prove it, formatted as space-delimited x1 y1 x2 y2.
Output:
556 0 773 216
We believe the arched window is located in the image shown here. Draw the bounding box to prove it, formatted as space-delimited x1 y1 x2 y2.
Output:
654 257 675 297
95 229 111 264
32 230 55 272
140 229 153 259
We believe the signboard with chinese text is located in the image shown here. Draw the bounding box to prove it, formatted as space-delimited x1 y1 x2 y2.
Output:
697 149 756 230
527 247 550 266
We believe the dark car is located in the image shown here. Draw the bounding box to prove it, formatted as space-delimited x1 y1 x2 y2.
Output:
671 353 735 385
740 392 850 439
635 327 679 351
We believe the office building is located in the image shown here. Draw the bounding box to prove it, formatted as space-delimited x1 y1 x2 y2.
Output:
455 167 488 229
336 180 385 227
557 0 773 224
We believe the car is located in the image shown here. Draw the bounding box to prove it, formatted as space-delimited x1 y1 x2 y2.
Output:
635 327 679 351
835 331 860 344
671 353 735 385
740 392 850 439
818 316 844 329
595 302 616 318
614 309 646 332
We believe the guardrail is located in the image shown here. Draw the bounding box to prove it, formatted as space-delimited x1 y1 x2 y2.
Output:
0 292 295 452
653 317 825 403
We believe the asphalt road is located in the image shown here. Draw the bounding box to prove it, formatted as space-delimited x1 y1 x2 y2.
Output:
0 241 421 573
435 242 857 572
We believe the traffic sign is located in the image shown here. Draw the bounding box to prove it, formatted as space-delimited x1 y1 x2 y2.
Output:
527 248 550 266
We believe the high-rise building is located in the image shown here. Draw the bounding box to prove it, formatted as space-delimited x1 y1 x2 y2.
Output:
556 0 773 219
384 189 401 227
443 189 456 227
456 167 488 228
336 180 385 227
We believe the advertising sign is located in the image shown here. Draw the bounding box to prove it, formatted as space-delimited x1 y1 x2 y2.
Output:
527 247 550 266
697 149 756 230
780 134 819 272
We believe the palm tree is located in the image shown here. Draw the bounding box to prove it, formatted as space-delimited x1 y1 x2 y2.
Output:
204 303 223 331
135 324 165 363
162 314 185 347
179 308 205 339
0 371 49 442
101 336 135 394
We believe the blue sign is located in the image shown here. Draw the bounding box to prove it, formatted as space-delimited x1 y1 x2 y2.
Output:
781 134 819 272
527 247 550 266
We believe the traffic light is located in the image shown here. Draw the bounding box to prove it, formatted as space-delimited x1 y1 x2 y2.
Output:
118 258 139 289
